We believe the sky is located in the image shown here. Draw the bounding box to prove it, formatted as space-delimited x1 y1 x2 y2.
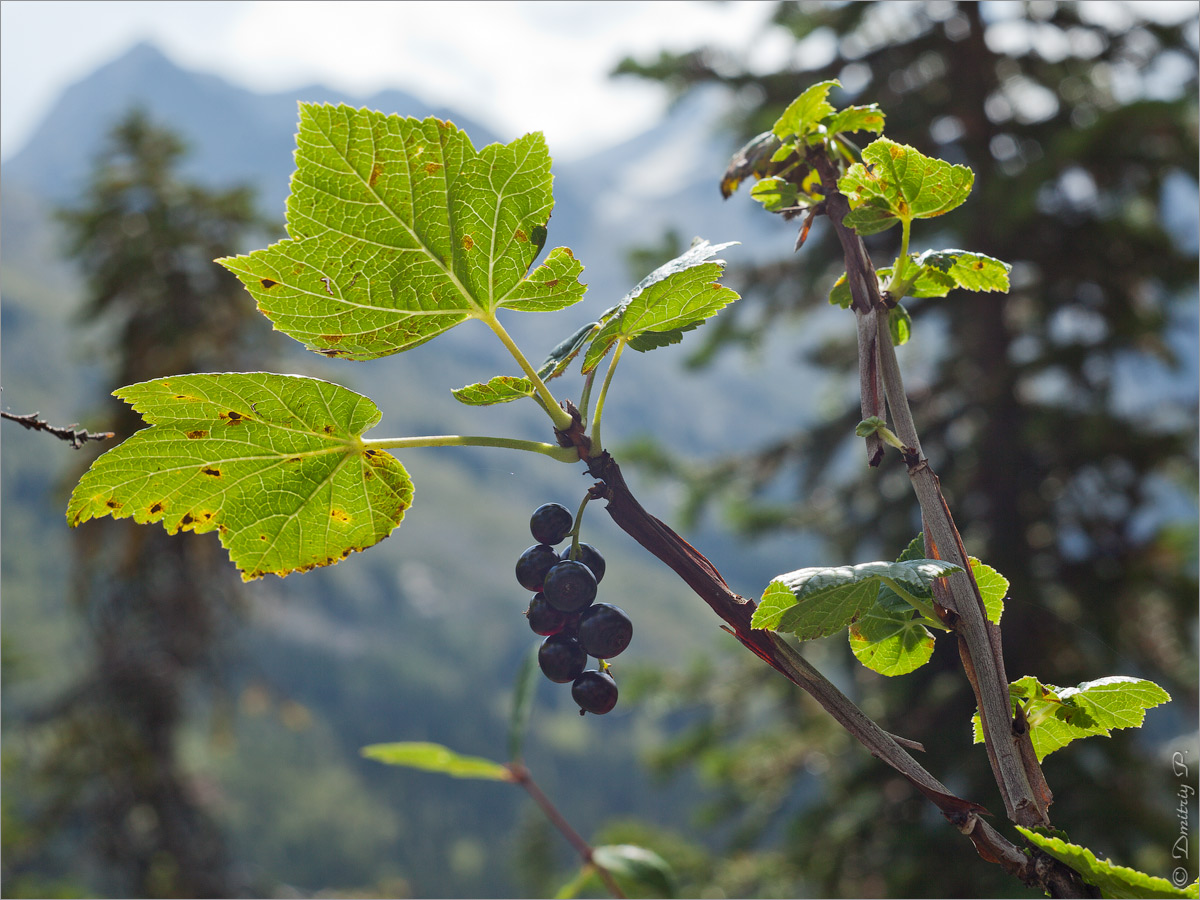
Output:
0 0 795 162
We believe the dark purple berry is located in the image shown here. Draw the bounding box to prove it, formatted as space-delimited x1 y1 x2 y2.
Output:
542 560 597 613
577 603 632 659
530 503 574 546
526 593 567 636
572 670 618 715
516 544 559 592
538 634 587 683
560 543 606 583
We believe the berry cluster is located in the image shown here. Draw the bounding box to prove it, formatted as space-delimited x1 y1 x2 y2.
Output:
517 503 631 715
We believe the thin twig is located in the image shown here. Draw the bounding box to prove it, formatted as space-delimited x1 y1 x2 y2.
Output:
1 410 114 449
506 762 627 899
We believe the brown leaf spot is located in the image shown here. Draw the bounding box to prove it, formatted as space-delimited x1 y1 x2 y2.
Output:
544 279 559 288
149 501 165 515
369 162 384 186
462 234 474 251
320 333 343 343
202 467 221 477
364 448 380 458
330 509 352 524
424 161 443 175
260 534 268 541
562 248 574 258
106 499 122 510
323 425 335 434
974 260 985 269
287 456 302 463
186 430 208 440
317 348 349 358
515 229 527 242
221 410 245 424
180 513 194 527
261 278 279 289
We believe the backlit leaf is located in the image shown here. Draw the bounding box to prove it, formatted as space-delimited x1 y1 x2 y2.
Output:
826 104 886 136
751 559 961 640
451 376 535 406
582 240 739 373
1016 827 1197 899
67 373 412 581
361 741 512 781
218 104 585 360
839 138 974 234
972 675 1171 761
773 79 840 140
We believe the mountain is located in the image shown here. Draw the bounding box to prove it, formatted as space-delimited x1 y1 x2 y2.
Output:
3 41 501 212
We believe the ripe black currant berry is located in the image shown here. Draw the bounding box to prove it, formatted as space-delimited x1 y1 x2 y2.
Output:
516 544 560 592
538 633 587 684
572 670 618 715
526 593 567 636
542 560 597 613
577 603 632 659
530 502 574 546
559 543 606 583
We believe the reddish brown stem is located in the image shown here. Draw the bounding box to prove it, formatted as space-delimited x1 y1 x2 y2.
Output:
506 762 626 899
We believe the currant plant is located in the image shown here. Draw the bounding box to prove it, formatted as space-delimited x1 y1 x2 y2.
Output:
64 87 1191 898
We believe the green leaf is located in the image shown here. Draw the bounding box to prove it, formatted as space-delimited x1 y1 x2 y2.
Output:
970 557 1007 624
1016 827 1198 899
720 130 784 198
849 585 935 676
218 104 585 360
773 79 840 140
749 177 801 214
972 675 1171 761
361 741 513 781
451 376 535 406
593 844 678 899
826 104 886 136
66 373 413 581
538 321 600 380
507 644 539 763
751 559 962 640
888 304 913 346
838 138 974 234
911 249 1011 293
582 239 739 373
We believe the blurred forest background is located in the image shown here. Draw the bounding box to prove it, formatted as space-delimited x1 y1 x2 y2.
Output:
2 2 1197 898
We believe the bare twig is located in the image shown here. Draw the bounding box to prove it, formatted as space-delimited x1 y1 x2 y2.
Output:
1 410 114 449
505 762 627 899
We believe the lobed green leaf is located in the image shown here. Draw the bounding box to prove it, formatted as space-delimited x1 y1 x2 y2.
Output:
593 844 678 899
752 559 961 640
825 104 886 136
66 373 412 581
970 557 1007 624
451 376 535 406
838 138 974 234
361 741 512 781
848 584 935 676
218 104 585 360
972 675 1171 761
773 79 840 140
1016 827 1198 899
582 240 739 373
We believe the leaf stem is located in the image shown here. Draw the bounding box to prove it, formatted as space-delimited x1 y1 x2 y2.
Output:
566 492 593 560
590 340 626 455
361 434 576 462
879 576 948 628
480 312 573 431
886 216 913 295
506 763 626 899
